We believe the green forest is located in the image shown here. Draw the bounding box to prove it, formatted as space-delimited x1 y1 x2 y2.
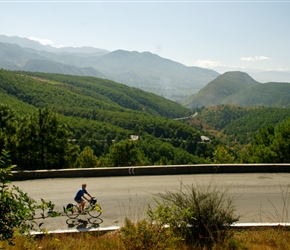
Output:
1 69 290 170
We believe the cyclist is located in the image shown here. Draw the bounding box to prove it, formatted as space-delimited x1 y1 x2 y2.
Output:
74 183 93 212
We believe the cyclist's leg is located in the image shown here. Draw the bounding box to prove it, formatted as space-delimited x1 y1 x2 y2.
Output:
80 199 86 212
75 199 84 212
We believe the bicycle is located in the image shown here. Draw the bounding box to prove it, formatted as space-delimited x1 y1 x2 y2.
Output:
65 197 102 219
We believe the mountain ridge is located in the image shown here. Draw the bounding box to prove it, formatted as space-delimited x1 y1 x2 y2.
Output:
0 69 192 119
1 35 289 106
0 34 109 55
182 71 290 108
0 35 219 101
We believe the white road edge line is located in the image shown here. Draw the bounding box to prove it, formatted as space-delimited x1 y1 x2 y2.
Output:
30 223 290 235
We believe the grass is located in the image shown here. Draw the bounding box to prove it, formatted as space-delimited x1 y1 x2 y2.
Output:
233 227 290 250
2 227 290 250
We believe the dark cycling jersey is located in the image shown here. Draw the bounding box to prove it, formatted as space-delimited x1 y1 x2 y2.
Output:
74 188 88 201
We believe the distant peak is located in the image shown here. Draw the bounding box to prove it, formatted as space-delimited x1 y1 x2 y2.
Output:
222 71 250 76
219 71 259 83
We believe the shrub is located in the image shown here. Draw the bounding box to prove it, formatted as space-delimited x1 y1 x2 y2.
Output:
147 182 240 248
120 217 181 250
0 150 61 243
0 150 37 242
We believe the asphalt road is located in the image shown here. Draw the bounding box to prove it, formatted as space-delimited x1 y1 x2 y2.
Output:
12 173 290 232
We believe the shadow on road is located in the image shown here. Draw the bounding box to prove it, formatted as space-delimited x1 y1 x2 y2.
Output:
66 217 103 230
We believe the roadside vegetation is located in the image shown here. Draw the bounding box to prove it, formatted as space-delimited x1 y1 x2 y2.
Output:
2 228 290 250
2 152 290 250
0 150 61 244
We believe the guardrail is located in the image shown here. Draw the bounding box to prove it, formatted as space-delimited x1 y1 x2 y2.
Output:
11 163 290 181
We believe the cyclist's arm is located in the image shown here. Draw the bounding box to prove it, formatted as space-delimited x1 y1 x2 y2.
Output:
84 192 93 201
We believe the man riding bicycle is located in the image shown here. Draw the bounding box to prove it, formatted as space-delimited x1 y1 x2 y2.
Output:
74 183 93 212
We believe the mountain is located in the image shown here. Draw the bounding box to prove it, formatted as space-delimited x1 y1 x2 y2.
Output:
0 35 219 101
82 49 219 100
0 69 209 168
0 69 191 119
0 41 107 77
182 71 290 108
23 59 105 77
0 34 109 55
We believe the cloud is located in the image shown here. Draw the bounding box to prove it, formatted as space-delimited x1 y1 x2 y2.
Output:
196 59 222 68
28 37 53 46
240 56 269 62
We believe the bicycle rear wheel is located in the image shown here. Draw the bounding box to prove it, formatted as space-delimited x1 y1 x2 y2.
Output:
66 204 80 219
88 204 102 218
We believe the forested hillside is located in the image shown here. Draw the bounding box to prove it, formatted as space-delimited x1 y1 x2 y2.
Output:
0 69 214 170
187 104 290 163
193 105 290 145
1 69 289 169
183 71 290 108
1 69 191 118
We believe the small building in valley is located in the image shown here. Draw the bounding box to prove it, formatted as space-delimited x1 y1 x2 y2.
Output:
201 135 211 143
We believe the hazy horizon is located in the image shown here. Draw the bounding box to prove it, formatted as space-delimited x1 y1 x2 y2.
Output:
1 1 290 76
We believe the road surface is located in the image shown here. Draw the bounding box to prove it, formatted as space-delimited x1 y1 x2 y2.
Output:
12 173 290 232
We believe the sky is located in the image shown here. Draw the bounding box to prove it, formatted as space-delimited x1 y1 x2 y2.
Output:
1 1 290 74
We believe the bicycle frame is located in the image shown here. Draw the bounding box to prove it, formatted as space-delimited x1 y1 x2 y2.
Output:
66 197 102 219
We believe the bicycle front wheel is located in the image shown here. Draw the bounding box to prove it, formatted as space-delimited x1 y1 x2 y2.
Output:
66 204 80 219
88 204 102 218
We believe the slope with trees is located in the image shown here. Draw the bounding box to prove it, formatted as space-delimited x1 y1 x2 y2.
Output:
193 105 290 144
0 69 214 169
191 105 290 163
1 69 192 118
1 69 290 170
242 118 290 163
183 71 290 109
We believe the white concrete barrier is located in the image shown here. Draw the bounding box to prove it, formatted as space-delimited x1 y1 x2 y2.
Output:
30 222 290 235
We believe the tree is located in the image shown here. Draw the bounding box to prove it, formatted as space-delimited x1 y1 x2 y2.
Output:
212 145 235 163
15 108 78 169
273 119 290 162
245 118 290 163
0 104 18 152
105 140 146 167
76 146 99 168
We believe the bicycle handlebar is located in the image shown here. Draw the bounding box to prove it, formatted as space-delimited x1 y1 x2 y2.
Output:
90 197 97 204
